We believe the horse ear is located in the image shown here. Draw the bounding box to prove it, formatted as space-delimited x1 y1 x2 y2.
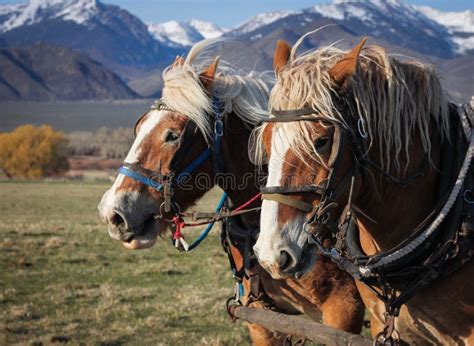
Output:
172 55 185 68
273 40 291 75
199 56 220 93
328 37 368 87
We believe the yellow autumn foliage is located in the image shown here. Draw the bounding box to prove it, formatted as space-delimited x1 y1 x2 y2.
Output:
0 125 69 178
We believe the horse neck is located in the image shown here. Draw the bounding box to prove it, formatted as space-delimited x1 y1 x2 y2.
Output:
219 111 261 228
353 127 442 254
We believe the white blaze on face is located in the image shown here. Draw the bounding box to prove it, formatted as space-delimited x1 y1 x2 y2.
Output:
254 125 312 277
254 126 289 264
98 109 167 218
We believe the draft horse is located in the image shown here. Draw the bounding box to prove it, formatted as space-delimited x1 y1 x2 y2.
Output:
253 35 474 344
98 40 365 345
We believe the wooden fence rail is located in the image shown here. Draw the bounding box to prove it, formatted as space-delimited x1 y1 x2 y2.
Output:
230 305 372 346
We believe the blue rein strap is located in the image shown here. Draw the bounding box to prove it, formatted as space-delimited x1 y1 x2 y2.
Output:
186 192 228 251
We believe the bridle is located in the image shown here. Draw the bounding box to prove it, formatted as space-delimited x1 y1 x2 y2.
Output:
117 98 228 250
259 103 474 345
118 98 225 215
260 106 429 234
261 108 369 235
117 98 261 251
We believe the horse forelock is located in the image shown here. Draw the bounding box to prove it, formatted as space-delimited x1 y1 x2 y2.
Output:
162 39 273 142
268 39 451 173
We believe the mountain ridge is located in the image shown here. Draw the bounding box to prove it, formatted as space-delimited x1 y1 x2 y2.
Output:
0 0 472 101
0 43 138 101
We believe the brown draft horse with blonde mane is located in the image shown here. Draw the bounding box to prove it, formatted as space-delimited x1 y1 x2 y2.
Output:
253 34 474 345
98 40 365 345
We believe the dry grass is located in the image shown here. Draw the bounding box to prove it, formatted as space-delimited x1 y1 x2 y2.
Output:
0 181 249 345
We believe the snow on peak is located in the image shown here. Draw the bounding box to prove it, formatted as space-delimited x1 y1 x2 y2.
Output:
233 10 295 35
148 20 203 47
417 6 473 34
312 0 420 23
417 6 474 53
187 19 225 39
148 19 224 47
0 0 99 33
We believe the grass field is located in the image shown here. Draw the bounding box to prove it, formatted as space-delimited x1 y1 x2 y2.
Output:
0 181 250 345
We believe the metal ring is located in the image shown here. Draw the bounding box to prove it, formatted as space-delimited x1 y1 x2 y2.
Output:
464 190 474 204
357 118 368 139
159 201 181 215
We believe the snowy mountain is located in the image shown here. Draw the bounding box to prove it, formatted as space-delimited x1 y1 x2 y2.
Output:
0 0 471 101
187 19 225 39
417 6 474 54
0 0 179 71
148 19 224 47
231 10 296 36
225 0 455 58
0 0 99 32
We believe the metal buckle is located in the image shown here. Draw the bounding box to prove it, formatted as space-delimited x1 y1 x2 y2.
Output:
214 119 224 137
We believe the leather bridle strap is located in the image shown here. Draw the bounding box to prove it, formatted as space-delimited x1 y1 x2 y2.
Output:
261 193 313 213
264 115 340 126
260 182 328 195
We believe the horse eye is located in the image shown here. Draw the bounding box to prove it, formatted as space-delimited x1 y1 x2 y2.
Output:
315 137 329 150
165 131 180 143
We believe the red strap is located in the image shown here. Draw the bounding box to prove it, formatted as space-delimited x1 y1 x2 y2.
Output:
172 192 261 237
234 192 262 212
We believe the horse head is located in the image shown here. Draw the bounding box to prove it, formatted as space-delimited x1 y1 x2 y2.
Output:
98 52 220 249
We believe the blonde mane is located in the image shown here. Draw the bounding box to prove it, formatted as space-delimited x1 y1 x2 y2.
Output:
259 33 450 172
161 39 272 140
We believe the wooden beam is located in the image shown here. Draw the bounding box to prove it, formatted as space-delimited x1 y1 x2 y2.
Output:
230 305 372 346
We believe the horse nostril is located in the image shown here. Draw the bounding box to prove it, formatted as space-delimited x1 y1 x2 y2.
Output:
110 210 129 232
278 250 295 272
110 212 124 226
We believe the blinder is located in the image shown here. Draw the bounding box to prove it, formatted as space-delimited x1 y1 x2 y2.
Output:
259 107 351 218
328 126 343 168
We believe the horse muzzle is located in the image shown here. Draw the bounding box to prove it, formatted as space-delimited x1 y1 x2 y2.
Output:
99 199 161 250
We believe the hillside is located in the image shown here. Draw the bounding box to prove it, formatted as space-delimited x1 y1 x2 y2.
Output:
0 44 138 101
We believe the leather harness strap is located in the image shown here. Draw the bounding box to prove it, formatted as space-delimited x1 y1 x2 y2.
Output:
261 193 313 213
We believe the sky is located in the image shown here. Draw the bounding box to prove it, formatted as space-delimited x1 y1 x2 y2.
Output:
0 0 472 27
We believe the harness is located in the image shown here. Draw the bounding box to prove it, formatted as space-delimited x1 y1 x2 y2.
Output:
261 102 474 344
222 205 276 317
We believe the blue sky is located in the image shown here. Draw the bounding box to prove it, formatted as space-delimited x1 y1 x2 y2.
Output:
0 0 472 27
